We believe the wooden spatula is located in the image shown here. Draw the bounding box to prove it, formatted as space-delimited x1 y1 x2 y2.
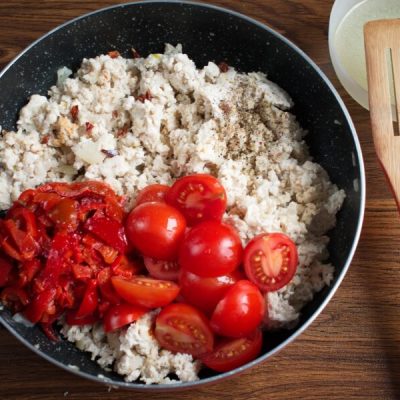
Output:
364 19 400 211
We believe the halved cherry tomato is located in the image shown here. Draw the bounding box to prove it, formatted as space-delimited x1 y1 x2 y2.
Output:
103 303 148 332
75 279 98 319
135 184 169 206
243 233 298 292
179 221 242 277
125 202 186 261
179 269 243 315
210 280 265 338
166 174 227 225
84 214 127 254
201 329 262 372
144 257 180 281
0 254 14 286
154 303 214 356
111 276 180 308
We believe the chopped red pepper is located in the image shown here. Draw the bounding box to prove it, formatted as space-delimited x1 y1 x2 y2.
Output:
85 122 94 133
108 50 120 59
137 90 153 103
218 62 229 73
75 279 98 319
70 105 79 122
84 214 127 254
40 135 50 144
0 181 128 338
0 254 14 287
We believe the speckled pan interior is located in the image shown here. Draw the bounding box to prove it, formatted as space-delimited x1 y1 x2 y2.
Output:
0 0 365 390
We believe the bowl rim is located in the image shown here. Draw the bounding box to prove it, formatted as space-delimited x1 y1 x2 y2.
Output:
0 0 366 391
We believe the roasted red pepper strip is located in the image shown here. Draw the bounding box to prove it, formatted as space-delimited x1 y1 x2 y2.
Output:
66 310 98 326
34 233 78 291
24 288 57 324
84 214 127 254
75 279 98 319
0 254 14 287
1 219 38 261
18 259 41 288
48 198 79 231
0 287 29 312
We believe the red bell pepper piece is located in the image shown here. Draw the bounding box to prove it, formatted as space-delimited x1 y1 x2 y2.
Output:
48 198 79 231
84 214 127 254
0 254 14 287
0 287 29 312
1 219 38 261
24 288 57 324
75 279 98 319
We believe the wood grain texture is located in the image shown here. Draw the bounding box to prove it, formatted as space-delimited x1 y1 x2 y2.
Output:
364 19 400 210
1 1 400 399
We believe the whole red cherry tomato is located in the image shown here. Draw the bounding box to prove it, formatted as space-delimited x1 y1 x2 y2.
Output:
179 221 242 277
125 202 186 261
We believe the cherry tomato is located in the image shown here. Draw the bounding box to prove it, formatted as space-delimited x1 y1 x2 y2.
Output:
244 233 298 292
125 202 186 261
103 303 148 332
144 257 180 281
166 174 227 225
75 279 98 319
111 276 180 308
210 280 265 338
179 269 243 315
135 184 169 206
179 221 242 277
154 303 214 356
201 330 262 372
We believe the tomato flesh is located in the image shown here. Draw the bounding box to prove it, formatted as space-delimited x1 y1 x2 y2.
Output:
103 303 148 332
166 174 227 225
144 257 180 281
111 276 180 308
210 280 265 338
179 221 243 277
244 233 298 292
135 184 169 206
179 269 243 315
125 202 186 261
201 330 262 372
154 303 214 356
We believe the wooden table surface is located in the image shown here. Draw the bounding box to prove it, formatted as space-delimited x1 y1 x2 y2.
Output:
1 1 400 399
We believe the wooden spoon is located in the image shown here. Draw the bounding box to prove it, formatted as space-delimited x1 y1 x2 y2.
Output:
364 19 400 211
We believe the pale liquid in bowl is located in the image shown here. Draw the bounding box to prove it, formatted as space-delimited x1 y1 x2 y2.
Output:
334 0 400 104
